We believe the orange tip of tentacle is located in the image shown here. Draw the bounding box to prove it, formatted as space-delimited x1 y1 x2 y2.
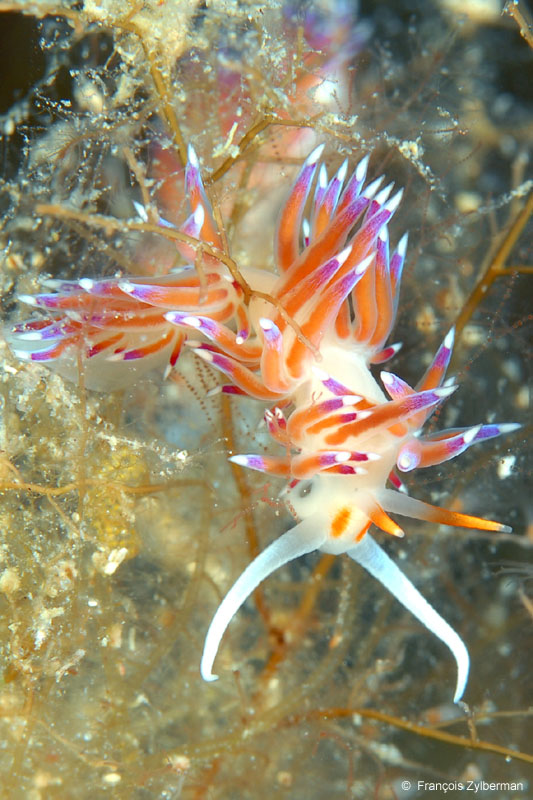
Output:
377 488 512 533
368 506 405 538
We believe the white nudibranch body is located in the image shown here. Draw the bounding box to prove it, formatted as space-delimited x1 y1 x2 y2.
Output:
199 332 471 704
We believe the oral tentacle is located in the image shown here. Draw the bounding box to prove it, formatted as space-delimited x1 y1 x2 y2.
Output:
200 519 327 681
346 533 469 703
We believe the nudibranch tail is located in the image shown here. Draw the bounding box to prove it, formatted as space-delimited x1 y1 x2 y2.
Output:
347 534 469 703
200 519 327 682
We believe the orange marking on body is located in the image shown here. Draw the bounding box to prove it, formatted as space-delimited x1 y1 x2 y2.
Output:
330 506 352 538
355 521 372 542
306 414 345 435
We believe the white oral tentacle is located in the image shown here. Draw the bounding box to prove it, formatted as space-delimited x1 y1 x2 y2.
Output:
200 519 327 682
346 533 469 703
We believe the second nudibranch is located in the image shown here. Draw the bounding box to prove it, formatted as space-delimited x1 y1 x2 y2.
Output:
7 144 518 704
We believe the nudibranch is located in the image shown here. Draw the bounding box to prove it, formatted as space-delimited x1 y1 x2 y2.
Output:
7 144 519 703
